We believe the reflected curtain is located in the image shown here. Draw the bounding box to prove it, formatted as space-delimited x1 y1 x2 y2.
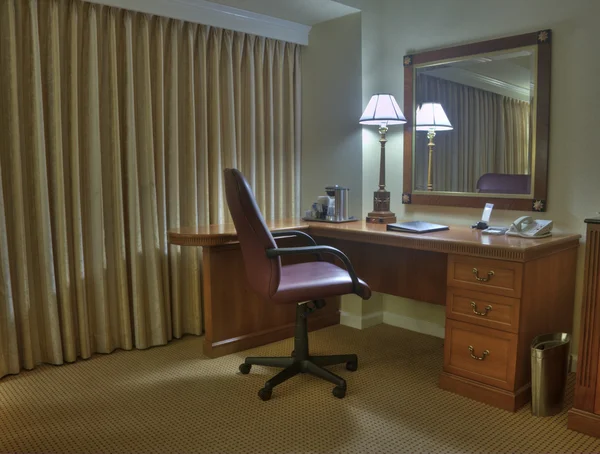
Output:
415 74 529 192
0 0 301 379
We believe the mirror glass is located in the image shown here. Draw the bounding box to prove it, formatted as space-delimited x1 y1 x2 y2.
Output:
412 47 536 196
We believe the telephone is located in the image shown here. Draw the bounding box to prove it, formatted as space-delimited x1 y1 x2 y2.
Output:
506 216 553 238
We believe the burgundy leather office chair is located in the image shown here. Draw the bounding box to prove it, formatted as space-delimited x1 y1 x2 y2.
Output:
224 168 371 401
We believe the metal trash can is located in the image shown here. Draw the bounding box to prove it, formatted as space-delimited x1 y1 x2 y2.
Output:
530 333 571 416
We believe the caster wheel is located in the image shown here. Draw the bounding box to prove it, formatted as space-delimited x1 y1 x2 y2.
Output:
258 387 272 401
239 363 251 374
346 360 358 372
332 386 346 399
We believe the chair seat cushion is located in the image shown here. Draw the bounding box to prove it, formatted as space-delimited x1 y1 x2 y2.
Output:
272 261 371 304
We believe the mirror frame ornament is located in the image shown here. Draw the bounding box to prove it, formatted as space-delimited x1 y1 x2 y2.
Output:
402 30 551 212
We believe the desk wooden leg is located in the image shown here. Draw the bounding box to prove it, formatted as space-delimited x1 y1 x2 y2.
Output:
201 243 340 358
202 247 215 356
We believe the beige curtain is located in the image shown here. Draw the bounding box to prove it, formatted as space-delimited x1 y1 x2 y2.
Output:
415 74 529 192
0 0 301 379
502 97 530 175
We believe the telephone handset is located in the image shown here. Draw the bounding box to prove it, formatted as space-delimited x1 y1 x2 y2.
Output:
507 216 553 238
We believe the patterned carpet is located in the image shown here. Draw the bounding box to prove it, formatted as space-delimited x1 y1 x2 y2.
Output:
1 324 600 453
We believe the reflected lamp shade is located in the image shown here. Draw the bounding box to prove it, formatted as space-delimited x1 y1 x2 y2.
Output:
359 94 406 125
415 102 453 131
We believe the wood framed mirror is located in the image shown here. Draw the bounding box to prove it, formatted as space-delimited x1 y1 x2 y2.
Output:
402 30 551 211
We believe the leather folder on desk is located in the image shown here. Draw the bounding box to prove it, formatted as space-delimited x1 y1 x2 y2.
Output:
386 221 449 233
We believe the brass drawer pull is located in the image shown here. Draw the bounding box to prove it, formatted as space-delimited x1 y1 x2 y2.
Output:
468 345 490 361
470 302 492 316
472 268 494 282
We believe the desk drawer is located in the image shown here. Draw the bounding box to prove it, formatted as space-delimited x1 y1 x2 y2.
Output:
444 319 517 391
446 289 520 333
447 255 523 298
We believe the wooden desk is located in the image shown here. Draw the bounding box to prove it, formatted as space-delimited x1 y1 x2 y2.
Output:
169 220 580 411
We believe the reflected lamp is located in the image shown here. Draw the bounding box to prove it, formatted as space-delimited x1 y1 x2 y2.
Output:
415 102 453 191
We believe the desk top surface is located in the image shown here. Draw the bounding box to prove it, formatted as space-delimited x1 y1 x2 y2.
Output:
169 219 310 246
168 219 580 261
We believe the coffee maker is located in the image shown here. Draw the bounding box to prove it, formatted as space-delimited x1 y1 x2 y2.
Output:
304 185 357 223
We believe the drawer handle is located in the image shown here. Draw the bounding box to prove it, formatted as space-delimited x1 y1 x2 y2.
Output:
472 268 494 282
468 345 490 361
470 302 492 316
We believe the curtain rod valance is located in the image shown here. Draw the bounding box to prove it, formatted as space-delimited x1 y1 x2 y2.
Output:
83 0 311 45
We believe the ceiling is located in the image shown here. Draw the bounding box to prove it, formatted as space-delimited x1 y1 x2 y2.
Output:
420 50 534 102
202 0 360 26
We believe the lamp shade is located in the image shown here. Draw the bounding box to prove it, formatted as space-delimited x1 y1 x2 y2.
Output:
359 94 406 125
415 102 453 131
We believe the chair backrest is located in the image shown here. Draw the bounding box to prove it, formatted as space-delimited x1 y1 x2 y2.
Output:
224 168 280 299
476 173 531 194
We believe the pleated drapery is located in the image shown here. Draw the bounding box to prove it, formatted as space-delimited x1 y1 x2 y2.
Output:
0 0 301 379
414 74 530 192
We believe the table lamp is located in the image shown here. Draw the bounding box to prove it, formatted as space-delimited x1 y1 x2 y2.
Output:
359 93 406 224
415 102 453 191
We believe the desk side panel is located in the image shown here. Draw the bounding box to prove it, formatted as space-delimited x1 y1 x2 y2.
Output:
202 239 340 358
314 237 447 305
515 246 578 390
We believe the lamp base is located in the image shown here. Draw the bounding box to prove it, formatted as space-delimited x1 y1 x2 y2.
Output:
366 211 397 224
367 189 396 224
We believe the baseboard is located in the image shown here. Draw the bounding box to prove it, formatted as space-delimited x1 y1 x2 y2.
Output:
568 408 600 438
341 311 445 337
383 312 446 339
340 311 383 330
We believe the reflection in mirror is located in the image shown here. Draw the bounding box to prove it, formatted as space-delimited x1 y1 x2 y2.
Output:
413 48 536 195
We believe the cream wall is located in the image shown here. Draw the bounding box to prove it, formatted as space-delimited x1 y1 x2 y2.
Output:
301 13 363 217
349 0 600 353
